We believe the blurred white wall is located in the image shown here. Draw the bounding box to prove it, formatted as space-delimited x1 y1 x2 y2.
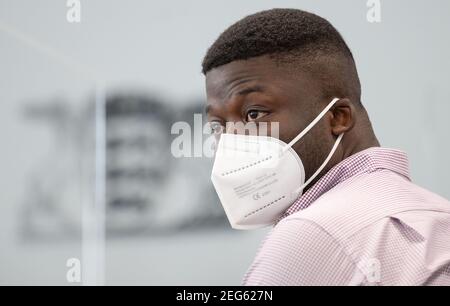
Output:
0 0 449 285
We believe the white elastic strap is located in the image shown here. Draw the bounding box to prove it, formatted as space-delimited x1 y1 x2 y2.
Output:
294 133 344 195
282 97 340 154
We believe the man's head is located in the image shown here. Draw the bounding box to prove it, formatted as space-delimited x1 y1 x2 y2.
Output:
203 8 379 188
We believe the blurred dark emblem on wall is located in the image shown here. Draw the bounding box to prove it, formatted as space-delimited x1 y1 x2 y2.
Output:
20 92 227 241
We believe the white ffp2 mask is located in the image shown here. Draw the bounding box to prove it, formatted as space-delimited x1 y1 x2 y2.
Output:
210 97 344 230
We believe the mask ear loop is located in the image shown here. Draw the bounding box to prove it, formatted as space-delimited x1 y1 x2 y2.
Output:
281 97 340 155
294 132 344 195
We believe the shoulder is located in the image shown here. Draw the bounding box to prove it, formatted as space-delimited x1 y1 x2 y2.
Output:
285 169 450 241
242 217 357 285
243 170 450 286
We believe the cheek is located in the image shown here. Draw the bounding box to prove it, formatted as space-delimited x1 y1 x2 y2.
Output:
297 118 334 149
275 112 305 144
291 119 335 172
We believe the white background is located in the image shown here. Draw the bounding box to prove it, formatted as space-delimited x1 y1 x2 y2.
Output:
0 0 449 285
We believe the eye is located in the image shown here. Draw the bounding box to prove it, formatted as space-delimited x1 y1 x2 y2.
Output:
246 109 268 122
209 121 224 135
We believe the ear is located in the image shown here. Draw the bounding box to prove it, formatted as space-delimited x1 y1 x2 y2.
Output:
329 98 355 136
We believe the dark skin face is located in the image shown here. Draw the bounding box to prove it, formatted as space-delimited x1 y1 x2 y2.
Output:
205 55 379 191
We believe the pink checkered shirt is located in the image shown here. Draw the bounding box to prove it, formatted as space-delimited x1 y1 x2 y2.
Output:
242 147 450 286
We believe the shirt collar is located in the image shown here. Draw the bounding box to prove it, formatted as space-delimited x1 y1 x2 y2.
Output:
278 147 410 221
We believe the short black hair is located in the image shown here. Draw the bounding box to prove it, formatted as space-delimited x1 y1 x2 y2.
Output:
202 8 361 104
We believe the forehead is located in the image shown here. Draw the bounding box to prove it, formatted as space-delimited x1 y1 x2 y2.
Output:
205 56 280 98
205 55 320 109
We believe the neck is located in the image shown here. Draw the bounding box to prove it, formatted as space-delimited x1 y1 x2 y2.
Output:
343 122 380 160
303 120 379 194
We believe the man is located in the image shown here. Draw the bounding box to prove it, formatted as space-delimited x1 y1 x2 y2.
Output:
202 8 450 285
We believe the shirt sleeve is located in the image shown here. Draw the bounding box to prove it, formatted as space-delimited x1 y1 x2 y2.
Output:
242 217 359 286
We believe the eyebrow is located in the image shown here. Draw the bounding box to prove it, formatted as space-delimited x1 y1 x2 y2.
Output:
205 84 265 115
235 84 265 96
